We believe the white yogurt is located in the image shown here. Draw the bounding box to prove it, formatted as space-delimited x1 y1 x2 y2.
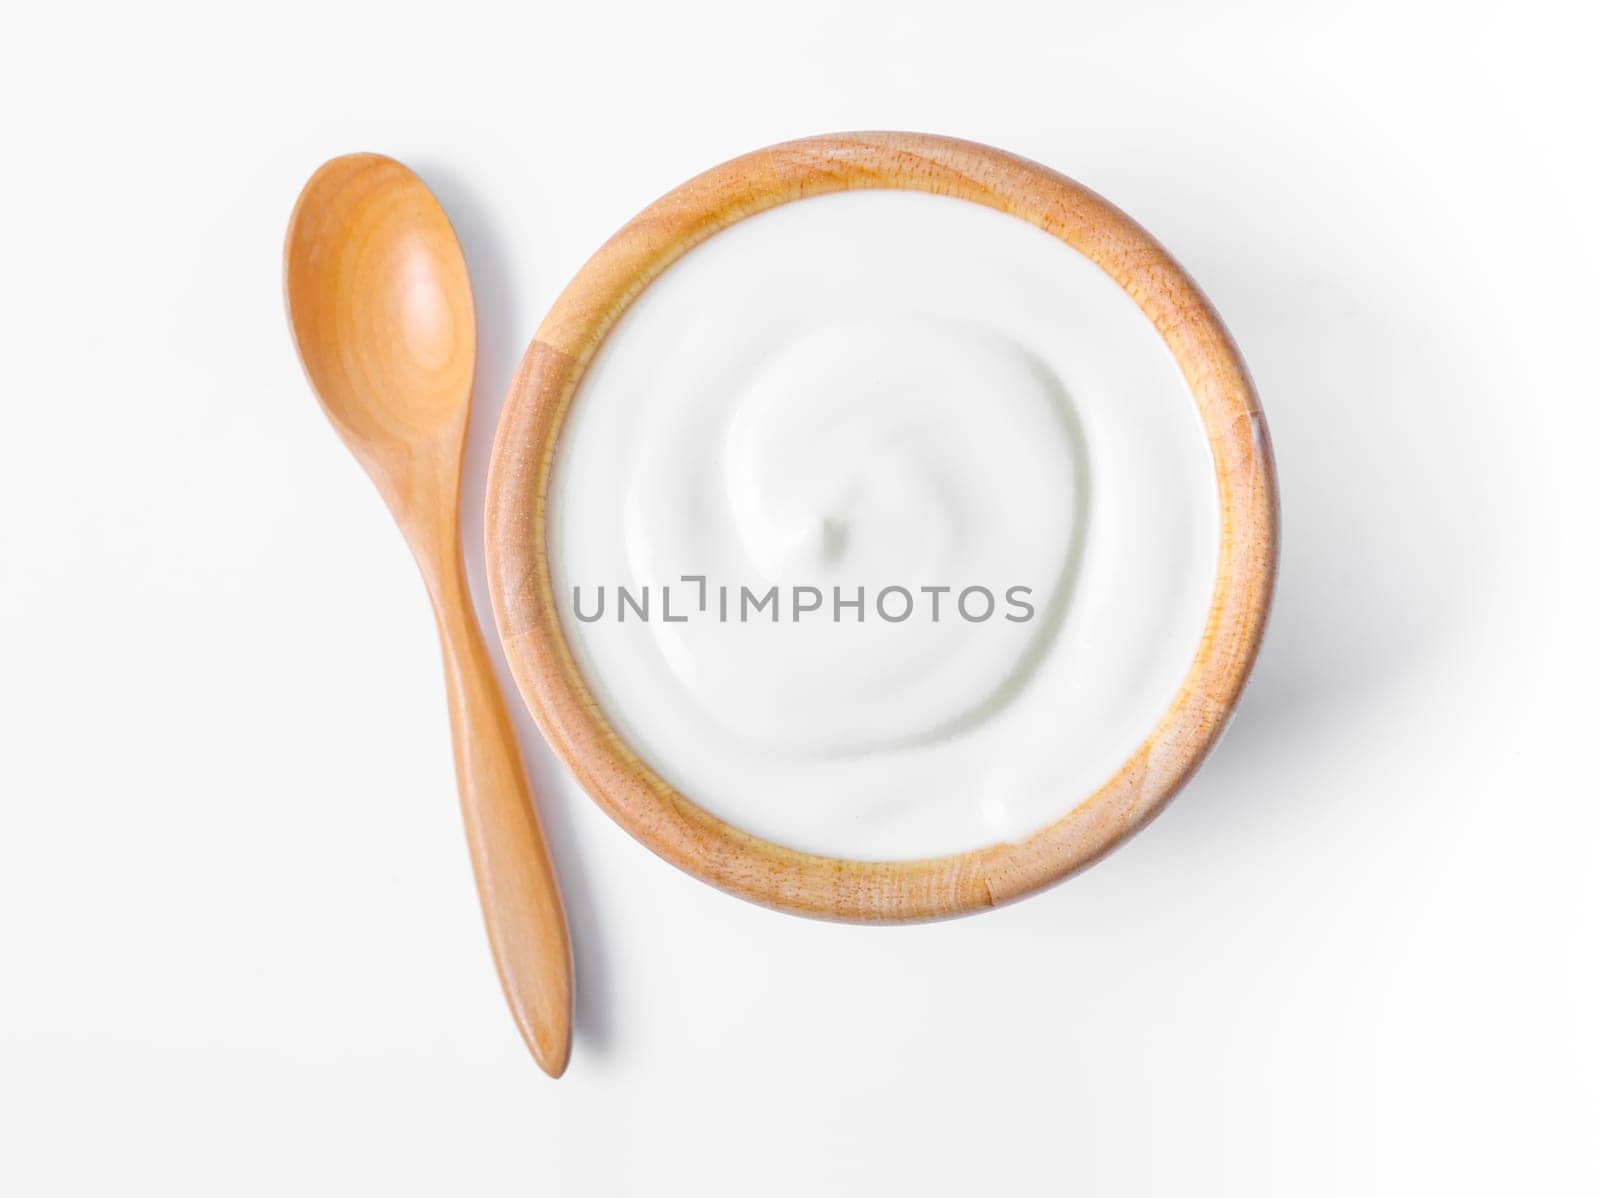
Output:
550 190 1219 860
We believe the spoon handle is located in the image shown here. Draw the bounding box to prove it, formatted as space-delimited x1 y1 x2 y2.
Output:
428 548 573 1077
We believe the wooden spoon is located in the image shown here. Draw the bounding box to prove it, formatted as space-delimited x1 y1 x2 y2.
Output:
285 153 572 1076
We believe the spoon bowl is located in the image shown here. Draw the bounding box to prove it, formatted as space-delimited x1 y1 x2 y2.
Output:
288 156 474 459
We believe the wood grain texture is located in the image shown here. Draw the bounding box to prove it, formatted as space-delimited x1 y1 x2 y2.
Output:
486 132 1279 922
286 154 573 1071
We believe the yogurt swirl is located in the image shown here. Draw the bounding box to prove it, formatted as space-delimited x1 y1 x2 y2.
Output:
621 316 1085 752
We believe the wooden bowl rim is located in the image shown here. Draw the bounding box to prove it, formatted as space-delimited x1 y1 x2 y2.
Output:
485 132 1278 922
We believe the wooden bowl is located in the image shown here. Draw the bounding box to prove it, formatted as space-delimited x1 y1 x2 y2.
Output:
485 132 1278 922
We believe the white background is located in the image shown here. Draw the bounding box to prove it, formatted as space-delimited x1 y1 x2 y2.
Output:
3 1 1595 1193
